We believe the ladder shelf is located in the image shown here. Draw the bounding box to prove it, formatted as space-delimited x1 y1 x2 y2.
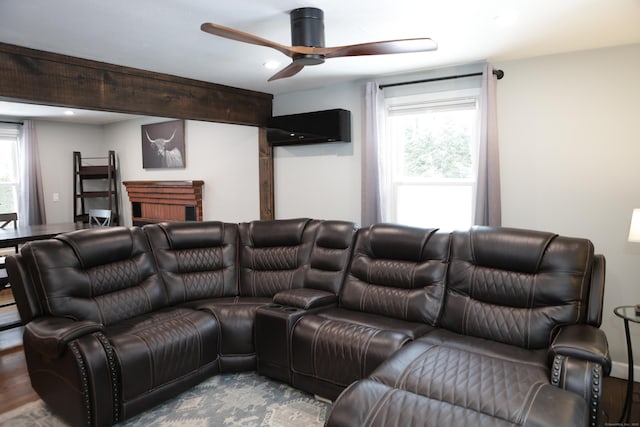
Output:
73 151 120 225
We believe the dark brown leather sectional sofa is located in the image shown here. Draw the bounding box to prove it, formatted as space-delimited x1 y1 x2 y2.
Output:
7 218 610 427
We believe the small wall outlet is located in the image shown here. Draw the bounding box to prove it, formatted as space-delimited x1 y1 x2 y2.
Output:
52 193 60 202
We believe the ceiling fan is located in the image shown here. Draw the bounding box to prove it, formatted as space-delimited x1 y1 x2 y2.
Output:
201 7 437 82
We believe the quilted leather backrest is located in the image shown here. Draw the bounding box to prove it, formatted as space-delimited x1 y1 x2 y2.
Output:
340 224 449 325
144 221 238 304
22 226 165 326
304 220 358 294
238 218 320 297
441 226 594 349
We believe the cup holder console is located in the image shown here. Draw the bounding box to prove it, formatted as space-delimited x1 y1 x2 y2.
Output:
256 302 306 383
266 303 299 312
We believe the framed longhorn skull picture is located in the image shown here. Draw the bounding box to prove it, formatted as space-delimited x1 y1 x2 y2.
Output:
141 119 186 168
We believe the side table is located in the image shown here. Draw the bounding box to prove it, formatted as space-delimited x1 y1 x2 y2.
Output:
614 305 640 424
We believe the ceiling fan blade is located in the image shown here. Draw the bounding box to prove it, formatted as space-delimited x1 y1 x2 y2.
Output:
268 62 305 82
201 12 437 83
201 22 297 58
324 38 437 59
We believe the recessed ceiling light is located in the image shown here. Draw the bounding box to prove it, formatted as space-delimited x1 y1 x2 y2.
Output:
494 10 518 28
263 60 280 70
64 110 75 116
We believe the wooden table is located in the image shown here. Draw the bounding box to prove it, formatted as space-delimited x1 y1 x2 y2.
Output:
0 222 90 249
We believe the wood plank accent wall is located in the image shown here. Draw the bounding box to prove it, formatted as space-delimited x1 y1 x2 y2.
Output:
0 42 276 220
123 180 204 225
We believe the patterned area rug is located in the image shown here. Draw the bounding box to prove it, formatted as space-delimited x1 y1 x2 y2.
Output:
0 372 330 426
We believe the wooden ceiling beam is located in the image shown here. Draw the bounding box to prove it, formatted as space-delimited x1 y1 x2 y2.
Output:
0 42 276 220
0 42 273 127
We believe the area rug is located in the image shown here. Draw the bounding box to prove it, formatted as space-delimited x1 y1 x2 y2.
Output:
0 372 330 426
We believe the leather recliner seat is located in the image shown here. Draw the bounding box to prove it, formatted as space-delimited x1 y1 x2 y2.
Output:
17 227 219 425
289 224 449 399
256 219 359 383
144 218 324 371
324 227 609 427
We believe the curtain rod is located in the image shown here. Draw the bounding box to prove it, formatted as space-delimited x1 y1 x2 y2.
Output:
0 120 23 125
379 69 504 90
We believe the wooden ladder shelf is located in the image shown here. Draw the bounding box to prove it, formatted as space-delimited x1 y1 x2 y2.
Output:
73 151 120 224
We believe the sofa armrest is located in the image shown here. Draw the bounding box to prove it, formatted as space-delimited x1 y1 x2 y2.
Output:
549 324 611 375
24 317 104 358
550 355 604 427
549 324 610 427
273 288 337 310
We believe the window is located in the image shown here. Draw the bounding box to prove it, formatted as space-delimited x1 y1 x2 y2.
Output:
384 89 480 230
0 126 20 214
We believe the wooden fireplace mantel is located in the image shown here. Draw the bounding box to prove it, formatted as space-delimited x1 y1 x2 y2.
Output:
123 180 204 225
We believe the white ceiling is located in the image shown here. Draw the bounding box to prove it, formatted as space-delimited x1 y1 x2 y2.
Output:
1 0 639 123
0 101 140 125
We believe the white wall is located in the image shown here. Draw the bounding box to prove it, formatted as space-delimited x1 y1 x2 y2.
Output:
273 81 363 222
271 62 486 223
33 116 260 226
272 43 640 376
103 118 260 224
495 44 640 376
35 120 104 223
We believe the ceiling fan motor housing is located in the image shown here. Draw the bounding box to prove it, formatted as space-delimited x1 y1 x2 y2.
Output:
290 7 325 65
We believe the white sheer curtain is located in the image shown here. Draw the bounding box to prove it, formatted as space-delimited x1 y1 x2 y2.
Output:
18 120 46 225
362 63 502 228
473 63 502 226
361 81 388 226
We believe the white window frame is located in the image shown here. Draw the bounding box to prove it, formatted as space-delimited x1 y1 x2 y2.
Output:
383 88 480 229
0 126 20 215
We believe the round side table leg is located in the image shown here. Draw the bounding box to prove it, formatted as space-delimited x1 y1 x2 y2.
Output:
620 318 634 424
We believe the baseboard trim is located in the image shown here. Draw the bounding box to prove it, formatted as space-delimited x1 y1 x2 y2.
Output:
610 361 640 380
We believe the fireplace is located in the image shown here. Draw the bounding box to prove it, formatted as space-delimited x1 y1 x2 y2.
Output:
123 180 204 225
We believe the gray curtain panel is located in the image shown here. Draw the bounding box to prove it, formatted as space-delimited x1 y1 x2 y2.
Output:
361 81 386 227
473 63 502 226
18 120 47 225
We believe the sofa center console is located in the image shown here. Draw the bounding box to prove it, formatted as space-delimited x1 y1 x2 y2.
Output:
255 303 307 384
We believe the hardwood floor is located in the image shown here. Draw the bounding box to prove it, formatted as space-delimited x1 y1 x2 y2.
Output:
0 326 38 414
0 287 39 415
0 287 638 424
